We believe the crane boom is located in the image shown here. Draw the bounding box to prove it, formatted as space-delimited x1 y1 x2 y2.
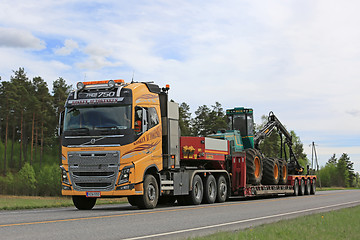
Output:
254 111 304 175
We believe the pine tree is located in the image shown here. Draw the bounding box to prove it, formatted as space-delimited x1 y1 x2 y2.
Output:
179 102 192 136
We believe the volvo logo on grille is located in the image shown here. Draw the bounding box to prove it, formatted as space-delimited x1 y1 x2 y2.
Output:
90 139 96 144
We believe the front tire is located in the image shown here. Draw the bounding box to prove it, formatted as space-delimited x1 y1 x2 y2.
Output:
137 174 159 209
72 196 97 210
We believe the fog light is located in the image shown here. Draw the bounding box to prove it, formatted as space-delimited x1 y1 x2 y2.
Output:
62 185 71 190
118 165 134 185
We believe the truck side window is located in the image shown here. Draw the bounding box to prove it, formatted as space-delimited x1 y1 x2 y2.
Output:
134 106 149 135
134 107 143 134
148 107 159 129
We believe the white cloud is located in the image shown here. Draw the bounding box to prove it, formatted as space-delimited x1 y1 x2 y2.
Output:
54 39 79 56
0 27 45 50
76 44 122 70
0 0 360 171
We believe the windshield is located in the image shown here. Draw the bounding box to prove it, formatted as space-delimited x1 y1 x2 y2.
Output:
64 105 131 131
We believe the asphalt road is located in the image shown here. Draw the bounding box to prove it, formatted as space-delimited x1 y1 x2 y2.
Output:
1 190 360 240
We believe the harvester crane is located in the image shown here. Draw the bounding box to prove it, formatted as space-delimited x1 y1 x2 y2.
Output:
254 111 304 175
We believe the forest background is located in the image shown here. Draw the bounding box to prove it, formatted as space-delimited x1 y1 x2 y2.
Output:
0 68 358 196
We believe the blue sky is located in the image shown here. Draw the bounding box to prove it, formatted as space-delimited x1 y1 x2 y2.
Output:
0 0 359 172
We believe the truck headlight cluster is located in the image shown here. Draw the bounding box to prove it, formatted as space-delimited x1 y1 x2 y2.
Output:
60 166 70 185
118 165 134 185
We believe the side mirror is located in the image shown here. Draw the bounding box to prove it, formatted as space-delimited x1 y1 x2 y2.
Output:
58 110 64 136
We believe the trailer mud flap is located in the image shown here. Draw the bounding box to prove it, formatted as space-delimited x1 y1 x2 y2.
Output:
173 172 189 195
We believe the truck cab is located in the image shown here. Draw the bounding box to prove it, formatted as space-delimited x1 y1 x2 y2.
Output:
60 80 177 209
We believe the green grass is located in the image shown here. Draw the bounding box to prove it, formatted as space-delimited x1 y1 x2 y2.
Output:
190 205 360 240
0 195 128 210
317 187 359 191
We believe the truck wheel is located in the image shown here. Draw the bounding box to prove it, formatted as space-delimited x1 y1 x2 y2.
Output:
310 179 316 195
72 196 97 210
245 149 263 185
278 159 288 185
186 174 203 205
299 178 305 196
203 175 217 204
262 158 280 185
293 179 299 196
127 196 140 207
137 174 159 209
216 175 228 203
305 178 311 195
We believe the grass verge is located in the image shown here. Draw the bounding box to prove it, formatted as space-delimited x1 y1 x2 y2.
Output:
0 195 127 210
190 204 360 240
317 187 359 191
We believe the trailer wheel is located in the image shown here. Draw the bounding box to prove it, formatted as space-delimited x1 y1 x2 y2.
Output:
278 159 288 185
299 178 305 196
186 174 203 205
245 149 263 185
137 174 159 209
72 196 97 210
305 178 311 195
310 179 316 195
293 178 299 196
127 196 140 207
203 175 217 204
262 158 280 185
216 175 228 203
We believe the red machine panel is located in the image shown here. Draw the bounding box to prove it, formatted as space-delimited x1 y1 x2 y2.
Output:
180 136 229 161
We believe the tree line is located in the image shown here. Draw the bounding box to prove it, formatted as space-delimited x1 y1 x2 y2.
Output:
0 68 72 173
318 153 359 188
0 68 72 195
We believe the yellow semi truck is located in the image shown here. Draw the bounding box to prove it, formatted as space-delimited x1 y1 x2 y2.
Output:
59 79 316 210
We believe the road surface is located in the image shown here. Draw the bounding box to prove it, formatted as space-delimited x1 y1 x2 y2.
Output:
0 190 359 240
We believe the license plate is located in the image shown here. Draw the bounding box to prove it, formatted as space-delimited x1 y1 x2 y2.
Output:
86 191 101 197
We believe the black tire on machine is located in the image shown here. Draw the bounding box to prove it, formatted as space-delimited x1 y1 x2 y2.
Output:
245 148 263 185
262 157 280 185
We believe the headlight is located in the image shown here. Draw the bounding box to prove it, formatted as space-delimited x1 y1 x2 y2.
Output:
118 165 134 185
60 166 70 185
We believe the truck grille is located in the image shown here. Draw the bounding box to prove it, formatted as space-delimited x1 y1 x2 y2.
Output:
68 151 120 191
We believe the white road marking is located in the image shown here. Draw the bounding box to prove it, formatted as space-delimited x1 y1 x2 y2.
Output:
122 200 360 240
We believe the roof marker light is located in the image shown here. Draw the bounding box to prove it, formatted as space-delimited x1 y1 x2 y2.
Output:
108 80 115 88
77 82 84 90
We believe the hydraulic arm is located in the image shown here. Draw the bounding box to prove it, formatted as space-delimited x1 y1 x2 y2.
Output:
254 111 304 175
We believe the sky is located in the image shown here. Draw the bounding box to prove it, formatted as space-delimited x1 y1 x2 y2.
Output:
0 0 359 172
